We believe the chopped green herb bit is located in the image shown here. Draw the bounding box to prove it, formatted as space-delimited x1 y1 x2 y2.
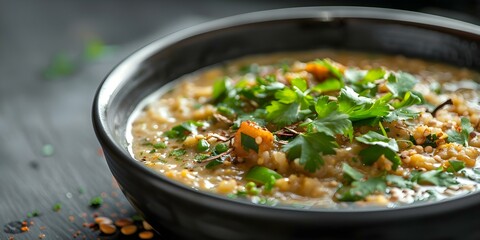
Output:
169 149 186 159
194 154 210 162
196 139 210 152
386 175 413 188
411 169 457 187
312 78 343 93
356 131 401 169
384 108 419 122
338 87 390 121
153 142 167 149
386 72 419 98
356 131 398 152
447 117 474 147
206 159 223 169
446 160 466 173
283 132 337 172
89 196 103 208
27 210 41 218
42 144 55 157
84 39 109 60
212 77 230 102
342 163 364 184
266 79 313 127
241 133 259 153
149 149 156 153
43 53 75 80
52 203 62 212
165 121 203 140
336 177 387 202
359 145 401 170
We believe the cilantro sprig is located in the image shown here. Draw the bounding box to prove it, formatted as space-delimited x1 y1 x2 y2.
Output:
447 117 474 147
282 132 337 172
356 131 401 170
209 58 426 174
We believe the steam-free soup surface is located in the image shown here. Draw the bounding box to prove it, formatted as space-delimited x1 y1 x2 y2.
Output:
129 50 480 208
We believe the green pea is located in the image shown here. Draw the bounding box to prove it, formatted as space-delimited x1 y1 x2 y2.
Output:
196 139 210 152
214 143 229 154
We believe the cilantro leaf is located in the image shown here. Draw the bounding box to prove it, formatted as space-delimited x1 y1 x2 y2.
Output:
342 163 364 184
335 177 387 202
233 110 266 129
384 108 419 122
265 101 304 127
386 175 413 188
314 96 337 118
358 145 401 170
362 68 386 83
291 78 308 91
282 132 337 172
338 87 390 121
314 59 343 79
392 91 422 109
446 160 466 173
386 72 419 98
356 131 400 170
355 131 399 152
212 77 230 102
164 121 203 139
411 169 458 187
447 117 474 147
312 78 343 93
266 80 313 127
206 159 223 169
306 111 352 138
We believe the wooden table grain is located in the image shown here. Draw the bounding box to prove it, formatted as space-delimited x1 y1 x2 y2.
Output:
1 1 479 239
0 1 326 239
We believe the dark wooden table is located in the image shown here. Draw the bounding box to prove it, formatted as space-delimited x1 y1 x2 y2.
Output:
1 1 479 239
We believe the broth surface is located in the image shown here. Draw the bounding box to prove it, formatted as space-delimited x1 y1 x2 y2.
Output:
129 50 480 208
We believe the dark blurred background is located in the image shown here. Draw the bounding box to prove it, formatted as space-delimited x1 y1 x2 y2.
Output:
1 1 480 239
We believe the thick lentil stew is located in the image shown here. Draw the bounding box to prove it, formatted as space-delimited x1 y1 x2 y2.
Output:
128 50 480 208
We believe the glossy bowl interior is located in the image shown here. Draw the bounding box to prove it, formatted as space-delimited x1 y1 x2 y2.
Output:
93 7 480 240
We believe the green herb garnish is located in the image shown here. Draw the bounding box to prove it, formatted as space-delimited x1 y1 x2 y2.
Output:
335 177 387 202
356 131 401 170
89 196 103 208
446 160 466 173
241 133 259 153
411 169 457 187
169 149 186 159
283 132 337 172
447 117 474 147
52 203 62 212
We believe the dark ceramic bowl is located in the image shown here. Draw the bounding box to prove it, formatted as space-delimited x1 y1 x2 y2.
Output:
93 7 480 240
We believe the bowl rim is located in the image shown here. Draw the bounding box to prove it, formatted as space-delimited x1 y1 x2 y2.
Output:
92 6 480 222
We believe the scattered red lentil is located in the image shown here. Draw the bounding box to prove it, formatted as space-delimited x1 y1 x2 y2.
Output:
139 231 154 239
115 218 133 227
97 148 104 156
68 215 75 222
120 225 137 235
94 217 113 225
99 223 116 235
38 233 46 239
